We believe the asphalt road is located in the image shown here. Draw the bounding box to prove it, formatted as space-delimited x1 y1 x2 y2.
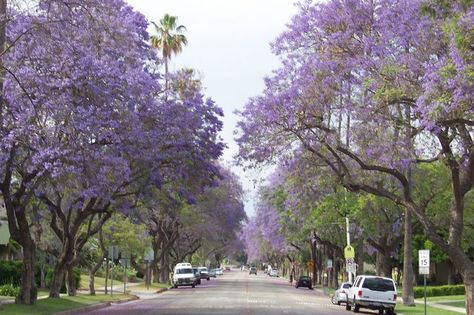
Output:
88 270 379 315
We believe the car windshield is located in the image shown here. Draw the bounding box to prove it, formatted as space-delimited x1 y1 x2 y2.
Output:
176 268 193 274
250 267 256 270
362 278 395 292
343 283 352 289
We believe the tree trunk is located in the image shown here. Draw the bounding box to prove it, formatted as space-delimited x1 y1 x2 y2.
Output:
464 275 474 315
332 251 339 289
402 208 415 305
66 265 76 296
376 251 392 277
356 238 364 276
311 239 317 285
49 262 66 298
89 253 105 295
17 241 37 304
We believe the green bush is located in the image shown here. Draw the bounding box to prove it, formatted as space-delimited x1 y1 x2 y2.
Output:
0 260 22 286
45 266 81 293
0 284 20 297
413 284 465 298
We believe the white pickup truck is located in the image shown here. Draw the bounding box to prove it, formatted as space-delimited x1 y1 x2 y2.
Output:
346 275 397 314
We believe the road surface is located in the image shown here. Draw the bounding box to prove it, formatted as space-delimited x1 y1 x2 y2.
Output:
88 270 381 315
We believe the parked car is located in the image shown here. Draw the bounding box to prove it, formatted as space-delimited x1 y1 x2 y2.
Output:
249 267 257 275
208 269 217 278
295 276 312 289
331 282 352 305
216 268 224 275
198 267 210 281
346 275 397 314
225 266 231 271
172 264 197 288
192 268 202 285
270 269 278 277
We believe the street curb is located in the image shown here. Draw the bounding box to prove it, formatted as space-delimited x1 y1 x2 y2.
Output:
52 295 139 315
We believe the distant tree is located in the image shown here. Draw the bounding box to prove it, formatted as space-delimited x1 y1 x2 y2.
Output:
150 14 187 88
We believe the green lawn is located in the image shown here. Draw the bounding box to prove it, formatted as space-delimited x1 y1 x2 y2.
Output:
396 303 462 315
79 275 124 290
1 294 131 315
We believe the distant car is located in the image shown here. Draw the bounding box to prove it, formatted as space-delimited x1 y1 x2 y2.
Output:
331 282 352 305
209 269 217 278
270 269 278 277
249 267 257 275
216 268 223 275
225 267 231 271
295 276 312 289
192 268 202 285
198 267 210 281
346 275 397 314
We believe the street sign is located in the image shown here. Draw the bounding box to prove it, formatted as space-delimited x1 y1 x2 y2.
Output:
327 259 333 269
419 249 430 275
0 221 10 245
144 248 154 261
344 245 355 259
346 258 356 273
108 245 119 260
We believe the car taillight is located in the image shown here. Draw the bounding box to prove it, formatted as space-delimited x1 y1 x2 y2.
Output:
358 290 362 297
394 294 397 301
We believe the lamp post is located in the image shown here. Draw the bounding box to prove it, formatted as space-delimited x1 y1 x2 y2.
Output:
345 217 353 283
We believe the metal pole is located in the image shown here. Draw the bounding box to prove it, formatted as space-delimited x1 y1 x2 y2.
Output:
346 217 352 283
146 261 150 291
424 274 427 315
111 263 114 296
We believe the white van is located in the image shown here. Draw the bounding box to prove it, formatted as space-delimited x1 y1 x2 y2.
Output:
346 275 397 314
172 263 196 288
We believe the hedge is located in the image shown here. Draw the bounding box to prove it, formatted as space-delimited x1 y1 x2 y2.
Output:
0 261 80 293
413 284 465 298
0 260 22 286
0 284 20 297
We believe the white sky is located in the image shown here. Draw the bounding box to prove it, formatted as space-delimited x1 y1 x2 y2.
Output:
126 0 298 215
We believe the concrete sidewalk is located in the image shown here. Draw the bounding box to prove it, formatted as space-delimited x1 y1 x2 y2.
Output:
414 299 466 314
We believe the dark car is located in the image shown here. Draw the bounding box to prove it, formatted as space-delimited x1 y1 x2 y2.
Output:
192 268 202 285
295 276 313 289
249 267 257 275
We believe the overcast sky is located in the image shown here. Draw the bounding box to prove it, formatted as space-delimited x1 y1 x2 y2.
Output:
126 0 298 216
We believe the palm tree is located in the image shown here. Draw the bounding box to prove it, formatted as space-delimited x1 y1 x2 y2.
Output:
150 14 188 89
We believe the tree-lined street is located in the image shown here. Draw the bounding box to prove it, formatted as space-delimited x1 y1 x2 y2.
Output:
88 270 347 315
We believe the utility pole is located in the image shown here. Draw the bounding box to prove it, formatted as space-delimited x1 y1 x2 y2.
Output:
346 217 352 283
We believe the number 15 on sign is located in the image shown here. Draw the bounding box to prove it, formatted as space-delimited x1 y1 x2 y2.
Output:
419 249 430 275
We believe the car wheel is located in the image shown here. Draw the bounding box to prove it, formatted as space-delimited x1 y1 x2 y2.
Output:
345 304 351 311
192 284 195 288
353 299 360 313
378 310 383 314
207 278 210 281
174 284 178 289
295 285 298 288
385 308 394 315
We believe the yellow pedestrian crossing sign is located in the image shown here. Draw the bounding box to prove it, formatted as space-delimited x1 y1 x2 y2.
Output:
344 245 355 259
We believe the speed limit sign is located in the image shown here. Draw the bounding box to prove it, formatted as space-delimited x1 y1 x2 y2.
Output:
419 250 430 275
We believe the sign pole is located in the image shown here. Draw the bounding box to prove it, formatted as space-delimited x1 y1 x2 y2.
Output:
424 274 427 315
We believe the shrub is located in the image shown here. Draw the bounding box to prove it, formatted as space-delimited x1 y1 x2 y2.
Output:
45 266 81 293
0 260 22 286
0 284 20 297
413 284 465 298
